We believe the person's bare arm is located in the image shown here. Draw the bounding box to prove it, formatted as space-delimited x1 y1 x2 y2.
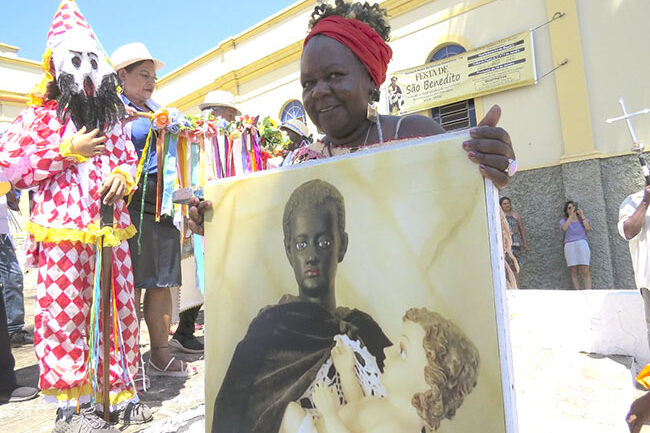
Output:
623 186 650 240
395 114 445 137
397 106 516 189
627 391 650 433
515 212 529 251
561 217 574 232
577 209 590 231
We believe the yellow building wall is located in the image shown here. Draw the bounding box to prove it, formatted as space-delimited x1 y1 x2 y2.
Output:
576 0 650 156
150 0 650 171
387 0 565 169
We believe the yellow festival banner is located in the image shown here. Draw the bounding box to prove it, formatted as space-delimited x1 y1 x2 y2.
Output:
387 30 537 115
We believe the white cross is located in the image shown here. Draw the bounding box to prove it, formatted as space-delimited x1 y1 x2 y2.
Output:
606 97 650 152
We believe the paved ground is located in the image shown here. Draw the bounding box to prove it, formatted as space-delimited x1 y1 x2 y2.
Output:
1 269 205 432
1 272 648 432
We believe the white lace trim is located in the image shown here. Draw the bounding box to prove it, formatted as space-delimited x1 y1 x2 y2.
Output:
298 334 386 420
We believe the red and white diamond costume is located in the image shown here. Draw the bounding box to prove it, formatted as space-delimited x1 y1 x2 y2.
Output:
0 98 140 409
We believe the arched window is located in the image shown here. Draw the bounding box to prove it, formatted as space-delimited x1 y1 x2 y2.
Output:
428 44 476 131
280 100 306 124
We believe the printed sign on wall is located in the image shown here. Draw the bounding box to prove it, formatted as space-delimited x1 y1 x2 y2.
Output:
387 30 536 115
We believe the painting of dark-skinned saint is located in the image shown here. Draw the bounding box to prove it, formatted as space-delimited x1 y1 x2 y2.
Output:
203 131 516 433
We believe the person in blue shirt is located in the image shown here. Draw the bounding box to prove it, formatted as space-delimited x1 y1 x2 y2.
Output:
112 43 194 380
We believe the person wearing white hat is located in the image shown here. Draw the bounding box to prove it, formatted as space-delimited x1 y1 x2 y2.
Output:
199 90 241 122
279 118 311 166
112 43 199 379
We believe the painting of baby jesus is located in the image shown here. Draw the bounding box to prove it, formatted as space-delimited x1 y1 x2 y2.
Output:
280 308 479 433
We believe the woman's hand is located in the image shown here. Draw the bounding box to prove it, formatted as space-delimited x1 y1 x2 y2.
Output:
72 127 106 158
463 105 515 188
121 106 140 125
187 197 213 236
99 173 127 205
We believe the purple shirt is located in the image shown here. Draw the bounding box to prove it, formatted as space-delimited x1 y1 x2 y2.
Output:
560 219 589 243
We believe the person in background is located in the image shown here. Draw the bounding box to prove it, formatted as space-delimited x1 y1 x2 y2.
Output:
167 90 247 355
500 196 529 287
0 136 38 403
112 43 195 376
619 185 650 347
0 186 32 346
279 118 311 166
199 90 241 122
618 185 650 433
560 200 592 290
0 280 39 403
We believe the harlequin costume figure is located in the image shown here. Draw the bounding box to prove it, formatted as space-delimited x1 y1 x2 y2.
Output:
0 1 152 431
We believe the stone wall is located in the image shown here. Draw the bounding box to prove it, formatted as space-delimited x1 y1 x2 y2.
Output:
501 154 647 289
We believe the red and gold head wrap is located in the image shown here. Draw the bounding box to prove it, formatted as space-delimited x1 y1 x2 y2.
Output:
303 15 393 87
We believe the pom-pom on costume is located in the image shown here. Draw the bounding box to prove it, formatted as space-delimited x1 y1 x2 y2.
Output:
0 0 140 410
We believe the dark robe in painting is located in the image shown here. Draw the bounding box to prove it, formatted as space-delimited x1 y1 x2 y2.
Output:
212 299 391 433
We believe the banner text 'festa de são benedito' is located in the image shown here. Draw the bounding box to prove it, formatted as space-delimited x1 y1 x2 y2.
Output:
387 30 537 115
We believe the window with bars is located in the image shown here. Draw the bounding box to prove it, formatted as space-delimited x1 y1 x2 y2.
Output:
280 100 307 124
428 44 477 131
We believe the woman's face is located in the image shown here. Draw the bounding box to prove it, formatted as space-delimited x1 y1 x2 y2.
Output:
301 36 373 142
382 319 429 398
566 202 575 215
118 60 156 106
500 199 511 212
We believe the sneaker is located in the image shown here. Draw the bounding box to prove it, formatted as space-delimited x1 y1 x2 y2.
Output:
9 330 34 347
97 401 153 425
53 406 120 433
0 385 39 403
168 335 204 354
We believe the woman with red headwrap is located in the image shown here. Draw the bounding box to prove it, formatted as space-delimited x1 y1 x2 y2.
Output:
189 0 515 235
294 0 514 185
206 2 515 433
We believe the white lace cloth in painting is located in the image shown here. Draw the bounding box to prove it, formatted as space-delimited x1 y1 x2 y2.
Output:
297 334 386 421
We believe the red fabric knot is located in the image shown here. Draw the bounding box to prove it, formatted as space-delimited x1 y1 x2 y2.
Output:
303 16 393 87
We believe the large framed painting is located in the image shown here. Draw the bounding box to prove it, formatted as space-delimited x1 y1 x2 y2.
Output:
203 131 516 433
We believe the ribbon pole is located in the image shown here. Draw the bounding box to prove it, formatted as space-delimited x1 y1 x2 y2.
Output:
100 202 113 421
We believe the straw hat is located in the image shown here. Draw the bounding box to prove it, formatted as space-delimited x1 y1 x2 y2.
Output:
280 118 309 138
199 90 241 114
111 42 164 72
